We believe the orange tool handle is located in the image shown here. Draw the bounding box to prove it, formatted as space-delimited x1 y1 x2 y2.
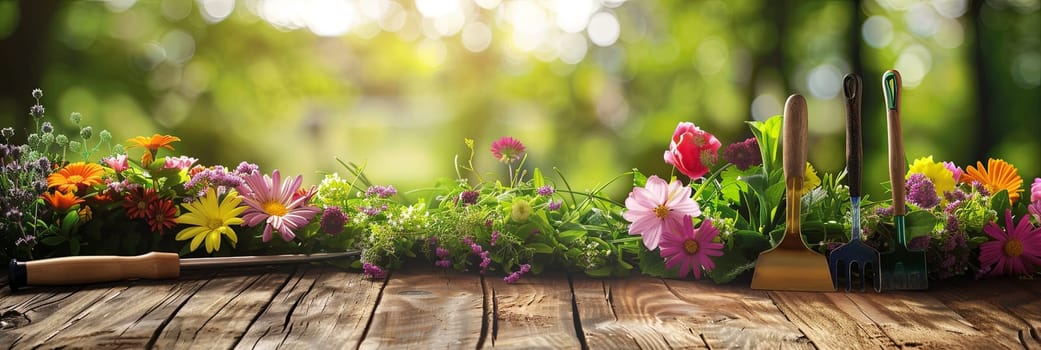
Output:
9 252 180 290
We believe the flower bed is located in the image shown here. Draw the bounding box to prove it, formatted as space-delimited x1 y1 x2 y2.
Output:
3 89 1040 286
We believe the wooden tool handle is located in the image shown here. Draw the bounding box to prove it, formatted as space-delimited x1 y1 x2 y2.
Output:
783 94 808 180
883 70 906 216
843 74 863 197
9 252 180 290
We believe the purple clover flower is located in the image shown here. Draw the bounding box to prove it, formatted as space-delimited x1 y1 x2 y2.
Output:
548 200 562 211
362 263 387 279
360 204 388 216
536 185 555 196
436 247 450 258
435 259 452 268
365 185 397 198
458 190 479 205
490 230 500 246
906 173 940 209
504 264 532 284
723 137 762 170
320 207 349 235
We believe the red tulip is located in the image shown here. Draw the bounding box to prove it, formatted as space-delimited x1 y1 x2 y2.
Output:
663 122 721 179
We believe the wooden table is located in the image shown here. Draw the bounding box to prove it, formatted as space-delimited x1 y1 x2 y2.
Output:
1 265 1038 349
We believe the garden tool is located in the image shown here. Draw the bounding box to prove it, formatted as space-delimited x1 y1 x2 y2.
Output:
751 94 834 292
879 69 929 291
8 250 361 291
828 74 882 292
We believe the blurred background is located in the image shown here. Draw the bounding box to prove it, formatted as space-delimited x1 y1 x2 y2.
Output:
0 0 1038 199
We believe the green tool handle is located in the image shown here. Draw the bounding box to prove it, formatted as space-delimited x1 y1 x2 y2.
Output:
883 70 906 217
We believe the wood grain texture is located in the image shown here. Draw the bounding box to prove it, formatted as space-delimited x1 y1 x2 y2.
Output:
843 291 990 348
234 266 386 350
152 267 293 349
930 279 1039 349
663 279 812 349
573 275 708 349
484 272 579 349
359 268 487 350
768 291 899 349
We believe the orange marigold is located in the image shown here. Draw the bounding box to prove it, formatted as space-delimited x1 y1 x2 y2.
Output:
47 162 105 194
41 191 85 212
962 158 1024 204
127 134 181 165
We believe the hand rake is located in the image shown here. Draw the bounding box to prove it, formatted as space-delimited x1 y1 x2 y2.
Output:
828 74 881 292
750 94 834 292
879 70 929 291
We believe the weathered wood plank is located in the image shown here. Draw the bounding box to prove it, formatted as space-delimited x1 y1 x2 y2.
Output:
768 291 899 349
663 279 812 349
234 266 386 349
0 285 128 347
930 279 1040 349
360 267 487 349
573 275 707 349
153 267 294 349
11 278 207 349
843 290 991 348
484 272 580 349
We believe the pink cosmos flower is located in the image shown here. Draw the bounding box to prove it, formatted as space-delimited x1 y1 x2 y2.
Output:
944 161 963 183
163 156 198 171
660 217 724 280
490 137 526 163
663 122 721 179
241 169 322 242
623 175 701 250
1031 178 1041 203
103 154 129 172
979 210 1041 277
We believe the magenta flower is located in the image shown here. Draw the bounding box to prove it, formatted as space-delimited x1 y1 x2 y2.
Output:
659 217 724 280
490 136 525 163
623 175 701 250
241 169 322 242
663 122 722 179
103 154 129 172
979 210 1041 277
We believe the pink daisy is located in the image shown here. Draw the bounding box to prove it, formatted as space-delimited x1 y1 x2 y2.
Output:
660 217 723 280
163 156 198 171
623 175 701 250
979 209 1041 277
240 169 322 242
490 136 525 163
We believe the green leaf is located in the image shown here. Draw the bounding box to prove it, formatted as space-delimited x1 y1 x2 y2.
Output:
990 190 1010 225
60 209 81 234
527 242 555 254
41 235 67 246
558 230 586 244
747 115 782 174
904 210 939 240
632 168 647 188
729 230 772 258
718 166 752 203
585 266 614 277
533 168 545 188
707 250 756 284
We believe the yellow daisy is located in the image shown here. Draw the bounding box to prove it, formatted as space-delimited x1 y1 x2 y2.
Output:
175 188 246 253
800 163 820 197
907 156 955 198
